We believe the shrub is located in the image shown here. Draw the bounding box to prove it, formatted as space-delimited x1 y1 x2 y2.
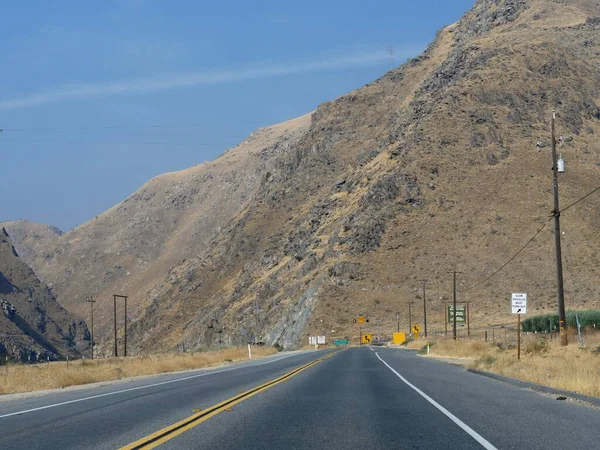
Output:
418 342 434 355
475 354 497 367
524 338 549 355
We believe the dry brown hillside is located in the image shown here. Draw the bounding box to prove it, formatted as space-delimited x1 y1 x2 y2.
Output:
0 228 89 361
7 0 600 354
127 0 600 352
3 114 311 338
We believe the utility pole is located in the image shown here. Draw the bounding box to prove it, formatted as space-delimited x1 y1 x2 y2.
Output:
408 302 413 337
86 297 96 359
377 319 381 343
466 301 471 337
124 296 128 357
421 280 428 338
550 111 568 346
449 271 462 340
113 294 129 357
113 295 118 357
444 302 448 338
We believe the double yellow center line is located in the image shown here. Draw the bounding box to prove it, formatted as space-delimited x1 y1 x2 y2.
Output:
120 351 338 449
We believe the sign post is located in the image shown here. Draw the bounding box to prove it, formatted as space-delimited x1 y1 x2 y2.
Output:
444 303 448 339
511 293 528 360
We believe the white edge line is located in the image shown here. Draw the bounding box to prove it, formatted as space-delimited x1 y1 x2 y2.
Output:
375 352 497 450
0 352 306 419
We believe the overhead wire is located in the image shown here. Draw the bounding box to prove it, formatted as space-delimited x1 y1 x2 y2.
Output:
559 183 600 215
462 181 600 293
462 217 552 294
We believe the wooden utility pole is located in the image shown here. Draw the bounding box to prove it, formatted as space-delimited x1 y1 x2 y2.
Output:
449 271 462 340
124 296 128 357
444 302 448 338
113 295 118 357
421 280 428 338
408 302 413 337
86 297 96 359
550 111 568 346
466 301 471 337
113 294 129 357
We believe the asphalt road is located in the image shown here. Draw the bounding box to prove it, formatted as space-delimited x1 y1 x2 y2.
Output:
2 347 600 449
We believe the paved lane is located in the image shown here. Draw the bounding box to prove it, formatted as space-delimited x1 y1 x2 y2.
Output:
162 347 600 449
4 346 600 449
0 350 330 450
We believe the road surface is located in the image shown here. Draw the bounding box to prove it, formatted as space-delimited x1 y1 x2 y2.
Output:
2 347 600 449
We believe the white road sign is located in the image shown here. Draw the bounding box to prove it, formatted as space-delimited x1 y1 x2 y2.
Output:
317 336 326 345
309 336 317 345
511 293 527 314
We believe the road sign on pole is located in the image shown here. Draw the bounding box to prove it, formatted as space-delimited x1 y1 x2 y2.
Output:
317 336 326 345
511 293 528 314
358 316 365 324
447 305 466 323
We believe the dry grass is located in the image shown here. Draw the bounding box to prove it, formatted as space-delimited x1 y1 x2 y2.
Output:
423 333 600 398
0 346 277 395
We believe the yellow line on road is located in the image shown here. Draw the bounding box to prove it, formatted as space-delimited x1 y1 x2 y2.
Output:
120 351 338 449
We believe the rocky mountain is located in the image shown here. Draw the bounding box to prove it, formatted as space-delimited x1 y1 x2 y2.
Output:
2 114 311 338
7 0 600 353
0 228 89 361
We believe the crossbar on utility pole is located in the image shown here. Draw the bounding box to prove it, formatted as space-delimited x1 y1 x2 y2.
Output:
550 111 568 346
86 297 96 359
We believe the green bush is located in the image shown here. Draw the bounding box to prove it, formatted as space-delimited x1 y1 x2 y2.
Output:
521 310 600 332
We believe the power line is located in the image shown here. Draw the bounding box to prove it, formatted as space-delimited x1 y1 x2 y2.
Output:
1 121 266 132
0 138 233 146
559 183 600 215
463 217 552 293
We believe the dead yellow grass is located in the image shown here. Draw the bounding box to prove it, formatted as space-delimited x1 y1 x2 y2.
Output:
424 334 600 398
0 346 277 395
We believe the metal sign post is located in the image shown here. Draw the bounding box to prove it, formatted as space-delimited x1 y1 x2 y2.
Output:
511 293 528 360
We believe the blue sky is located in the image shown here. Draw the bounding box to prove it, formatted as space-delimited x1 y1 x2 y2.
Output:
1 0 474 231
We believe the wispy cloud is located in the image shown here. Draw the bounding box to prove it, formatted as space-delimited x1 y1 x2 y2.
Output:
0 47 421 110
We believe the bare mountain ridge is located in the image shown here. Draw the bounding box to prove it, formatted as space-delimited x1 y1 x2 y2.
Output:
0 228 89 361
126 0 600 352
2 114 311 337
7 0 600 353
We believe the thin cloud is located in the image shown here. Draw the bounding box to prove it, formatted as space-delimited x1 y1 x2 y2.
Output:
0 47 421 110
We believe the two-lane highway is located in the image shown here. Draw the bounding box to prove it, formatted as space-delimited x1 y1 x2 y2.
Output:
3 347 600 449
0 350 332 449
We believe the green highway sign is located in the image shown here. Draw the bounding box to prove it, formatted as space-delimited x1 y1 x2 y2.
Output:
447 305 466 323
334 339 350 346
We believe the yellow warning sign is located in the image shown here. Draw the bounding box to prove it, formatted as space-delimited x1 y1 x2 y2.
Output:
358 316 365 325
412 323 421 339
361 333 372 344
393 332 406 345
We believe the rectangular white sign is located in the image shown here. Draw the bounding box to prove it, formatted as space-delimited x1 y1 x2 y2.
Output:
511 293 527 314
317 336 326 345
309 336 317 345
